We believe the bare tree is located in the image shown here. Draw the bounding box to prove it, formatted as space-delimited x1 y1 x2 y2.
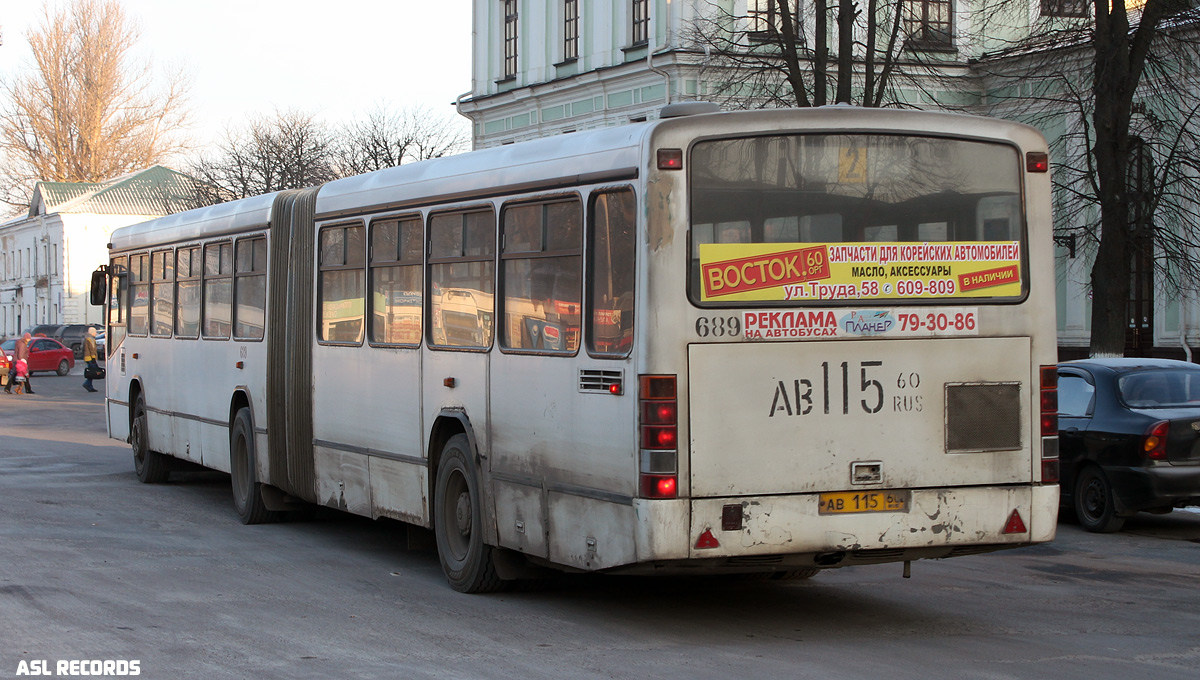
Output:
188 110 338 202
334 105 469 176
0 0 191 212
972 6 1200 357
685 0 911 108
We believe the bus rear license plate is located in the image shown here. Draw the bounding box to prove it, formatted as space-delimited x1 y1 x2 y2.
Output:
818 491 910 515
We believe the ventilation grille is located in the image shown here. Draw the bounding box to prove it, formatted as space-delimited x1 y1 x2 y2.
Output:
726 554 785 566
945 383 1022 452
579 369 623 394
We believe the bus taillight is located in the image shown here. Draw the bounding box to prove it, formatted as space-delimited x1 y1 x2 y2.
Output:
639 375 678 499
1040 365 1060 483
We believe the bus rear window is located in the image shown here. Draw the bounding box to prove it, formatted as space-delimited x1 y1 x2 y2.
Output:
689 134 1026 305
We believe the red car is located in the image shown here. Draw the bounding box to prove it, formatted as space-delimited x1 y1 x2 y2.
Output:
2 337 76 376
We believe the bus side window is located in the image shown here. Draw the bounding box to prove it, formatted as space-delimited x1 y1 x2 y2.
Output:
500 198 582 353
428 209 496 349
151 250 174 337
318 224 366 345
234 236 267 341
368 218 422 346
175 246 201 339
202 242 233 339
587 188 635 356
128 253 149 336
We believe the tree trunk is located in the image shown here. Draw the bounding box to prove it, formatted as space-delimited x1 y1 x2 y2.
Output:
836 1 856 104
814 0 829 106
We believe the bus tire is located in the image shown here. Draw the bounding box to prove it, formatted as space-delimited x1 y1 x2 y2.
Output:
1074 465 1124 533
132 396 169 484
229 407 279 525
433 434 505 593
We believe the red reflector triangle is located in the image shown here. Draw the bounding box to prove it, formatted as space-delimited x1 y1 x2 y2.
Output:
1003 510 1027 534
695 528 720 549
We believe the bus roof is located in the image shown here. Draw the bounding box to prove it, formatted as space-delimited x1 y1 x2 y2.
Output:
109 191 277 253
108 107 1043 253
313 123 648 220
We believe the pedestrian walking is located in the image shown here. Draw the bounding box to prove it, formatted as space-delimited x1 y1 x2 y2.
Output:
8 332 34 395
82 327 99 393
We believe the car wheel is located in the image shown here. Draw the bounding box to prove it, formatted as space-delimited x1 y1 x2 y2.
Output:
434 434 506 593
1074 465 1125 533
132 396 170 484
57 359 70 376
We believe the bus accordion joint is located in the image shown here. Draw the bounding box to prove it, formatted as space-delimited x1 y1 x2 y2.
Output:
639 375 678 499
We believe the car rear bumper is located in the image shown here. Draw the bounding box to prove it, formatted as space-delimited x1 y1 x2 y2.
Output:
1108 465 1200 513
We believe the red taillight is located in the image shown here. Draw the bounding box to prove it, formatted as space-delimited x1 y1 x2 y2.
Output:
1142 420 1170 460
1041 459 1060 483
639 375 679 498
1040 366 1058 437
641 474 678 499
1027 151 1049 173
657 148 683 170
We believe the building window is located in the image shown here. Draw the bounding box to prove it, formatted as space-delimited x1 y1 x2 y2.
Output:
632 0 649 45
203 242 233 339
587 188 636 356
500 198 582 353
903 0 953 48
234 237 267 341
503 0 519 79
1040 0 1087 17
150 250 174 337
428 209 495 349
369 217 423 346
175 246 201 338
748 0 798 36
563 0 579 61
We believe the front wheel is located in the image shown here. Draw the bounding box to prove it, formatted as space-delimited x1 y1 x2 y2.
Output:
57 359 70 376
229 407 279 525
132 396 169 483
433 434 505 593
1074 465 1125 533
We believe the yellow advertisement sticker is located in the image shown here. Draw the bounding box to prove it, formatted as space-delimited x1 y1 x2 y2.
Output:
698 241 1022 302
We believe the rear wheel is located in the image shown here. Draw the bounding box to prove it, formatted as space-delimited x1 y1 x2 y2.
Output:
132 396 169 483
229 407 279 525
434 434 505 593
1074 465 1125 533
57 359 70 376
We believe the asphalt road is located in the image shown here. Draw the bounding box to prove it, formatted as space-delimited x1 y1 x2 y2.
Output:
2 371 1199 680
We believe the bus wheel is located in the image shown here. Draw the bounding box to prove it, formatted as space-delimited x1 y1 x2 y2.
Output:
433 434 505 593
1074 465 1125 533
229 407 279 525
132 396 169 484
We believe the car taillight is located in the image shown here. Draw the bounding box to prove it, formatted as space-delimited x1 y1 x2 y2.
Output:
1040 366 1059 483
1142 420 1170 460
639 375 678 499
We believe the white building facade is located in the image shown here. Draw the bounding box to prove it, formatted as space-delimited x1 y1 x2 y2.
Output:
0 166 200 337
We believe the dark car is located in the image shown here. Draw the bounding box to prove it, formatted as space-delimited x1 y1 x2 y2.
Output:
1057 358 1200 532
54 323 103 359
30 324 62 338
1 337 76 376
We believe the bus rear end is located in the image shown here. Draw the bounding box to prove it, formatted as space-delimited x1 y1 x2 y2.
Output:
636 109 1058 574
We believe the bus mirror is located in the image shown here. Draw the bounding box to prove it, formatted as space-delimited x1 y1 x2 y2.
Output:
89 266 108 306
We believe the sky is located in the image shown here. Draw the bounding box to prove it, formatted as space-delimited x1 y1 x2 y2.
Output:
0 0 474 150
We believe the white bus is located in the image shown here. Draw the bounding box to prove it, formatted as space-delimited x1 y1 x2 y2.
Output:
94 106 1060 592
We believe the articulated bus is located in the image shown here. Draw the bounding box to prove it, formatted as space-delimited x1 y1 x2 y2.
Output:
94 105 1060 592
